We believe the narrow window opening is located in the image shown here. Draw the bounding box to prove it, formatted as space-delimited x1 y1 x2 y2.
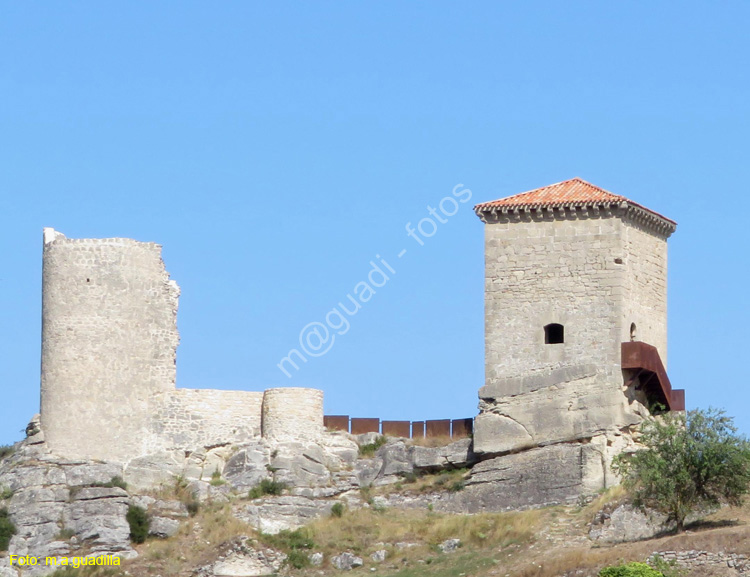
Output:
630 322 637 341
544 323 564 344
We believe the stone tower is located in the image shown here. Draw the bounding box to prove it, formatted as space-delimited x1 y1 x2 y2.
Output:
472 178 681 463
40 228 181 461
39 228 325 464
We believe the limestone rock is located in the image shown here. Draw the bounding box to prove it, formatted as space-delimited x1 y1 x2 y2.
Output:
457 442 604 512
589 504 671 544
472 413 534 455
354 457 383 488
25 414 43 442
62 462 124 487
149 516 181 538
474 373 644 456
129 494 156 510
123 450 186 490
8 486 69 558
375 440 413 482
355 432 382 447
439 538 461 553
0 566 19 577
193 539 285 577
0 464 66 491
237 496 333 534
332 552 364 570
63 487 132 552
318 432 360 468
310 552 324 566
412 438 475 472
270 442 331 488
183 448 208 481
370 549 387 562
210 553 276 576
151 499 189 518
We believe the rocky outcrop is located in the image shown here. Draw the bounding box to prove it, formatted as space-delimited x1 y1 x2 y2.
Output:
191 537 285 577
236 496 336 535
1 414 635 575
412 438 476 471
456 443 602 511
589 504 671 544
331 552 364 570
438 538 461 553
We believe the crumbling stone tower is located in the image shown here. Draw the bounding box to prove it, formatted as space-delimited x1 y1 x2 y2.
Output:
40 228 324 464
473 178 681 469
40 228 181 461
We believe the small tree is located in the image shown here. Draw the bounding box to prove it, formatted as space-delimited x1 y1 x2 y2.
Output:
613 407 750 531
0 507 17 551
126 505 150 544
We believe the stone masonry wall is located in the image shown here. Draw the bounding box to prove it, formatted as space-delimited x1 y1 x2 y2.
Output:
475 215 645 454
39 229 326 464
482 216 625 381
151 389 264 450
652 551 749 575
622 221 669 366
262 388 324 443
41 229 180 462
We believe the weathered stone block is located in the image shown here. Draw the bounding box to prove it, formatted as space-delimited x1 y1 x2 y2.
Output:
459 442 604 511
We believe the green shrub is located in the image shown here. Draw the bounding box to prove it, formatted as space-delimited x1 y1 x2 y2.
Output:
0 507 17 551
263 527 315 554
599 562 664 577
186 499 200 517
649 555 685 577
91 476 128 490
359 436 387 457
448 480 465 492
210 468 226 487
126 505 150 544
0 445 14 461
399 471 418 484
286 549 311 569
613 408 750 531
331 502 345 518
56 527 76 540
108 476 128 490
0 486 13 500
248 478 287 499
171 475 199 516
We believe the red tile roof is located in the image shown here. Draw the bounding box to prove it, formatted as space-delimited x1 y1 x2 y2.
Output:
474 177 676 225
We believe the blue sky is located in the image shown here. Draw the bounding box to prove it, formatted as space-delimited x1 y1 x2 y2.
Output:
1 2 749 445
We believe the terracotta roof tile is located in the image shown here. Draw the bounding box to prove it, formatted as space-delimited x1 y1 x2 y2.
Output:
474 177 675 225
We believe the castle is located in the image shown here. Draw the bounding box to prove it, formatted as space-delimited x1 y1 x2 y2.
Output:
40 228 324 463
38 178 682 485
472 177 681 463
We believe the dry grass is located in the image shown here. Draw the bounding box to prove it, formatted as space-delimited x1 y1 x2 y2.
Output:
296 505 543 568
372 468 470 497
510 497 750 577
48 482 750 577
72 500 256 577
140 501 253 574
583 486 627 513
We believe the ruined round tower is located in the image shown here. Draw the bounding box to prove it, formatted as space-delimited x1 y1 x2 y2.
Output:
472 178 681 494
